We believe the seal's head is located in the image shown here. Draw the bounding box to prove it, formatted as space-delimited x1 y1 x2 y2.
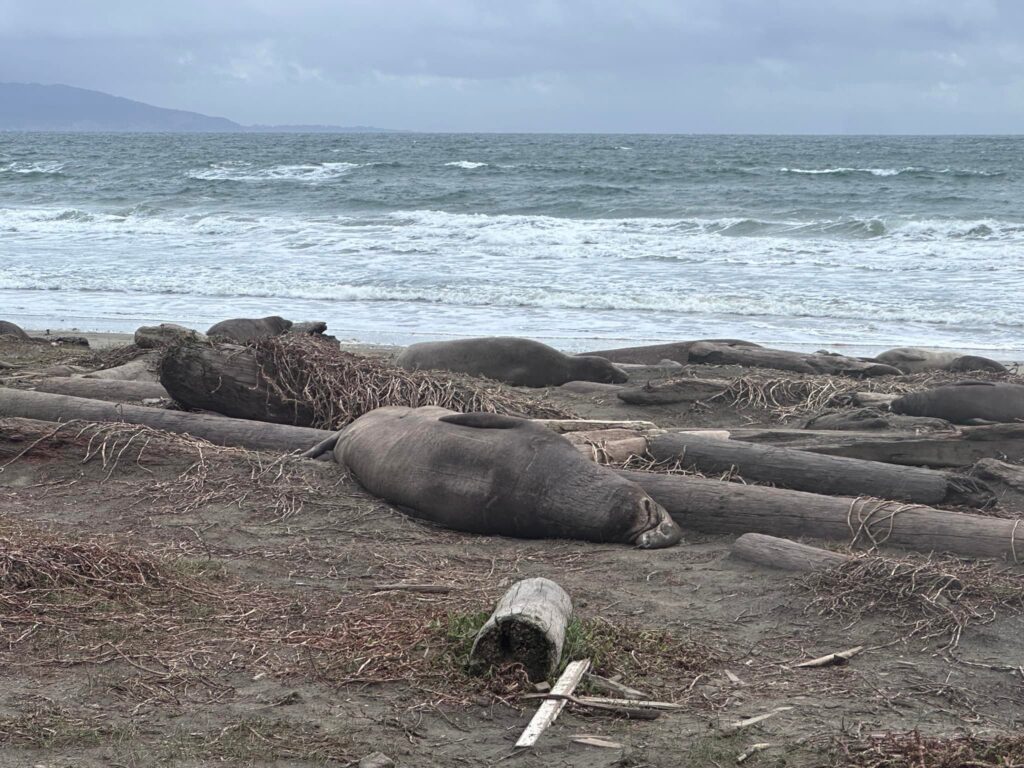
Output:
573 355 629 384
632 496 683 549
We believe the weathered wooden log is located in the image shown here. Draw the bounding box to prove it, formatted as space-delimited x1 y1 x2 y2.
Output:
617 359 685 379
0 388 332 453
687 341 900 377
580 339 761 365
563 429 649 464
82 356 159 382
159 342 314 425
730 533 852 572
852 392 898 408
647 432 992 506
559 380 624 395
32 378 169 402
532 418 658 433
470 577 573 682
971 459 1024 491
617 377 730 405
716 425 1024 469
615 468 1024 561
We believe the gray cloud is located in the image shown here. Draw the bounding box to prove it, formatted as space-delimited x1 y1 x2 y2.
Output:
1 0 1022 131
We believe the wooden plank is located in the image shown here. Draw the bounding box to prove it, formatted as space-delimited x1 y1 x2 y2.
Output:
515 659 590 749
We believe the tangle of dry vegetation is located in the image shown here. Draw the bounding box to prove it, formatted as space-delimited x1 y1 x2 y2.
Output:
835 730 1024 768
252 333 570 429
799 553 1024 651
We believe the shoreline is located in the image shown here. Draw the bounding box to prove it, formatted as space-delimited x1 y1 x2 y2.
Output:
25 326 1024 364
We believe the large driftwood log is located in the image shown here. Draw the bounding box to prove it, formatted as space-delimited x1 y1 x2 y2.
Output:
82 356 159 382
615 468 1023 561
470 577 573 682
160 342 313 425
617 377 730 405
32 378 169 402
716 425 1024 468
686 341 901 377
730 533 852 572
0 388 332 452
563 429 649 463
647 432 991 506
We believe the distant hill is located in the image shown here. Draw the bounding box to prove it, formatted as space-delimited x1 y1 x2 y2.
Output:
0 82 393 133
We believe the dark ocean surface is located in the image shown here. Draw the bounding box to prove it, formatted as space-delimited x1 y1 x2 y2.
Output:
1 133 1021 356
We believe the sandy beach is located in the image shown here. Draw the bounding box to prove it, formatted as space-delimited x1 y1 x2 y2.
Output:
3 327 1024 766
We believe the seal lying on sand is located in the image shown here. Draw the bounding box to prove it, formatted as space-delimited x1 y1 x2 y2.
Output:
394 337 627 387
207 316 292 344
333 406 682 548
874 347 1007 374
0 321 31 340
891 382 1024 424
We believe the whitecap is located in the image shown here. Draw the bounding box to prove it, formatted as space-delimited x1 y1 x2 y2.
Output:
187 161 360 182
444 161 488 169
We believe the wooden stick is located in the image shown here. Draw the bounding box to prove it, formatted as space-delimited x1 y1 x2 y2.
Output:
531 419 658 433
515 659 590 748
737 743 771 764
793 646 864 668
731 533 852 573
721 707 793 734
585 672 649 700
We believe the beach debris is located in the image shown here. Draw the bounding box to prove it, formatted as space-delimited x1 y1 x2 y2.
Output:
736 743 772 764
571 736 624 749
617 377 730 405
615 466 1022 560
515 659 590 749
470 578 573 681
730 533 852 573
207 315 293 344
721 706 793 734
31 377 169 403
584 672 649 700
357 752 395 768
793 646 864 669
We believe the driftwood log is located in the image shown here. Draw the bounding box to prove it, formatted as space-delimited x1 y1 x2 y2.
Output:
615 468 1024 561
0 388 332 452
686 341 901 377
617 377 729 405
563 428 649 464
160 342 313 425
82 356 159 382
730 533 852 572
647 432 992 506
32 378 169 402
470 577 573 682
716 425 1024 468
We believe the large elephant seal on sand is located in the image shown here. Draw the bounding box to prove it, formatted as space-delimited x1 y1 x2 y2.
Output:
394 337 627 388
891 382 1024 424
0 321 31 340
334 406 682 548
875 347 1007 374
207 316 292 344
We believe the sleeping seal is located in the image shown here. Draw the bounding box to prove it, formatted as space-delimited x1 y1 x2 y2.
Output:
207 316 292 344
0 321 31 341
394 337 627 388
334 406 682 548
875 347 1007 374
891 382 1024 424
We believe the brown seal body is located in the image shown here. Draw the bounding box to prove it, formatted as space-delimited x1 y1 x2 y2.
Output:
0 321 31 340
891 382 1024 424
875 347 1007 374
395 337 627 387
333 406 682 548
206 316 292 344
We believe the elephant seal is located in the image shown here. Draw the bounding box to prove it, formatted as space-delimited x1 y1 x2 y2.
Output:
580 339 761 366
875 347 1007 374
206 316 292 344
891 382 1024 424
333 406 682 548
394 337 627 388
0 321 31 341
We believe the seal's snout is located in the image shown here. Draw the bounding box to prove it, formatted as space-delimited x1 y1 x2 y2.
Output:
634 499 683 549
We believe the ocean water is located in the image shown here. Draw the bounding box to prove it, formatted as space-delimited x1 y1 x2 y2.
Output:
1 132 1022 357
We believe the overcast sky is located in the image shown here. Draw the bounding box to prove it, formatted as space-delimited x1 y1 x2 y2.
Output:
1 0 1022 132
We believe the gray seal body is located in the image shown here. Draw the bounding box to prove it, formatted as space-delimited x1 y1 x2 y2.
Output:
0 321 30 340
394 336 627 387
875 347 1007 374
334 406 682 548
891 382 1024 424
206 316 292 344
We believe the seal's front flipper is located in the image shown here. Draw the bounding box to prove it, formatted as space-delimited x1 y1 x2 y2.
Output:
440 412 524 430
